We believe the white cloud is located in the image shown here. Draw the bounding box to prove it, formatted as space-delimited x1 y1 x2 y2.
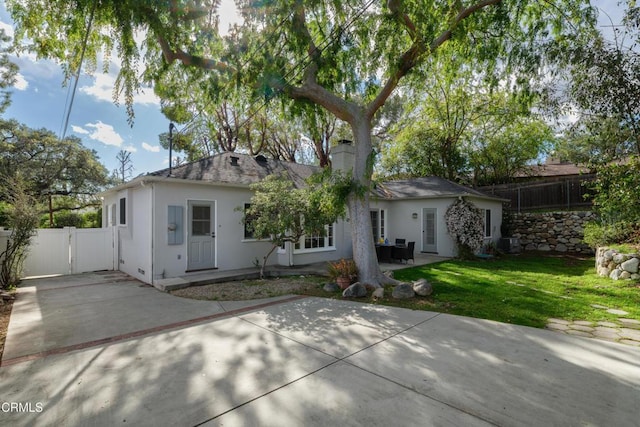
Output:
80 72 159 106
84 121 124 147
142 142 161 152
10 53 61 81
79 73 113 102
71 125 90 135
13 72 28 90
122 144 138 153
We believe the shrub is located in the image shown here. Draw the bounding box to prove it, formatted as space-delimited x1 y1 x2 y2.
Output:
327 258 358 281
0 180 39 290
583 221 640 248
54 212 84 228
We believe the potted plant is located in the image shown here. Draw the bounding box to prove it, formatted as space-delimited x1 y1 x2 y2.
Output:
328 258 358 290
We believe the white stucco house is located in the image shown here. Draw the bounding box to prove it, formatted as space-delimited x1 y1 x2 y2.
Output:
101 142 505 285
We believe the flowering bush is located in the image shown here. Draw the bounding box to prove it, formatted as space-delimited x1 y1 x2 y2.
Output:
445 198 484 259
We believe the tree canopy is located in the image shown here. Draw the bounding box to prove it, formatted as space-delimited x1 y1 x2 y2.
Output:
7 0 597 284
0 119 110 226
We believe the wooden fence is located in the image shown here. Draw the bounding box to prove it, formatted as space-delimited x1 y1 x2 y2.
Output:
477 174 595 212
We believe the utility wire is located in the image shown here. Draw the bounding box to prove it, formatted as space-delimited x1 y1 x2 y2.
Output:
60 1 96 140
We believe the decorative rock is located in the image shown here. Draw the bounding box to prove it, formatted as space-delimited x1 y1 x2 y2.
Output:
632 274 640 280
604 250 615 261
555 243 568 252
392 283 415 299
621 257 640 274
538 244 551 251
372 288 384 299
609 269 622 280
413 279 433 296
323 282 340 292
620 271 632 280
613 253 628 264
342 282 368 298
597 266 611 277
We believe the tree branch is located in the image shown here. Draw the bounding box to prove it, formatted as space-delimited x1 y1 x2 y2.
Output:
157 34 233 73
367 0 502 119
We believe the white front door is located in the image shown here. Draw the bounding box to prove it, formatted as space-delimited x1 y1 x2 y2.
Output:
422 208 437 253
187 201 216 271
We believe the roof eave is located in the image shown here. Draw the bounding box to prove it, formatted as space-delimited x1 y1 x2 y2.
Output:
99 175 252 197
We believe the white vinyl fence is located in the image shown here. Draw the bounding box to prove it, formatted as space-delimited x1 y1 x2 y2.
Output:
0 227 117 278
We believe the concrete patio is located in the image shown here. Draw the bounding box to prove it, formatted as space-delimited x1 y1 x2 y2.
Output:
1 271 638 426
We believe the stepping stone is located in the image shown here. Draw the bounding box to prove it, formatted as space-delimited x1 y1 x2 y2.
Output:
619 339 640 347
570 324 595 333
545 323 569 331
606 309 629 316
619 318 640 329
573 320 594 326
591 304 608 309
566 330 594 338
547 318 570 325
593 327 620 339
597 321 620 328
619 328 640 341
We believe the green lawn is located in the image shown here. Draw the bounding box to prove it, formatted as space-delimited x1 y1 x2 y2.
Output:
307 253 640 328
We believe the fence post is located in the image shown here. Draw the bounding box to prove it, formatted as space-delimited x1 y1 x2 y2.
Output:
66 227 74 275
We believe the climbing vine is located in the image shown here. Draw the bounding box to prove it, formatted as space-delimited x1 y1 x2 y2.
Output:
445 198 484 259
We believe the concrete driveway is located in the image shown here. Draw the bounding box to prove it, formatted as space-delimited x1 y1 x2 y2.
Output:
1 272 639 426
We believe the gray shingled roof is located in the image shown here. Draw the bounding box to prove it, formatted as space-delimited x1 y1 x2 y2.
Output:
147 152 319 188
374 176 503 200
143 153 500 201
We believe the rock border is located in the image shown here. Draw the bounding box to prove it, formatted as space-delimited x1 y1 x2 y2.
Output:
595 247 640 280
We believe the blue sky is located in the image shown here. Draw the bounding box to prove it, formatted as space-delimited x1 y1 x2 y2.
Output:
0 0 625 177
0 0 241 177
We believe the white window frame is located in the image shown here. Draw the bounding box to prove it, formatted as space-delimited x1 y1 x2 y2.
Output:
294 224 336 254
370 209 387 243
118 197 127 226
482 209 492 238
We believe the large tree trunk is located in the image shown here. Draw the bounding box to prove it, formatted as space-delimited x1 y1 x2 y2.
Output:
348 118 395 287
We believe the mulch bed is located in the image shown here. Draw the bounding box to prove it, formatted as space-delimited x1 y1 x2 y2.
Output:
0 298 14 362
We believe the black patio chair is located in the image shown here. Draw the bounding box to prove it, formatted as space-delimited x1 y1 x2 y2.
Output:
402 241 415 264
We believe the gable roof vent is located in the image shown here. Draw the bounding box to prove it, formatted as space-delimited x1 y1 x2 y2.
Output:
230 156 239 166
255 155 268 164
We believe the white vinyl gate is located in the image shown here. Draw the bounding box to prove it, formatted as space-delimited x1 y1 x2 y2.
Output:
3 227 118 277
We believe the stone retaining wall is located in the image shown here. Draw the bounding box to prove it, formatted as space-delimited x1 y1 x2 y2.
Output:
511 211 595 253
595 247 640 280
